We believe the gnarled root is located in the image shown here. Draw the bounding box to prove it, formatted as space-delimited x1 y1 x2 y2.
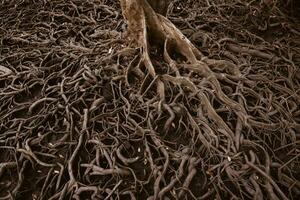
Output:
121 0 248 140
119 0 290 199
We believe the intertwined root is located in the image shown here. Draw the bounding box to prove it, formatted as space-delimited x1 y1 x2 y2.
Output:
119 1 291 199
121 0 249 146
1 0 298 199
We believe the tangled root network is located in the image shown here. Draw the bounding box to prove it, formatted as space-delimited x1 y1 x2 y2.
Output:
0 0 299 199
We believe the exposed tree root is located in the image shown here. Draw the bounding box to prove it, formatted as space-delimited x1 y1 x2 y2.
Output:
0 0 299 199
119 0 296 199
122 0 249 129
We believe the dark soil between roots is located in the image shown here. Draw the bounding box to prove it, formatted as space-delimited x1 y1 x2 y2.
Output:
0 0 299 199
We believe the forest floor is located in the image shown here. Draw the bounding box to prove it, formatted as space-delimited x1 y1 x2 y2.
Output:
0 0 300 199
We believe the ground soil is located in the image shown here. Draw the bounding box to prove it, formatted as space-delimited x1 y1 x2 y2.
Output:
0 0 299 199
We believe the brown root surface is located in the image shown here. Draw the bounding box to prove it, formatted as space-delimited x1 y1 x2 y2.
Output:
0 0 299 199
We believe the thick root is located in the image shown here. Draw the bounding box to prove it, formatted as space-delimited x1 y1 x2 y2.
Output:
119 0 291 199
121 0 248 125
